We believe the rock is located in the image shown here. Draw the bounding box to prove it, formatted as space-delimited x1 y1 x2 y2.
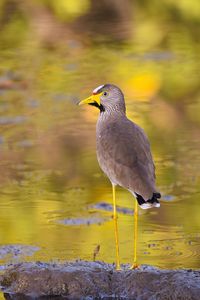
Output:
0 261 200 299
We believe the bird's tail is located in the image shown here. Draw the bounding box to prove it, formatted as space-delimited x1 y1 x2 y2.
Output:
135 192 161 209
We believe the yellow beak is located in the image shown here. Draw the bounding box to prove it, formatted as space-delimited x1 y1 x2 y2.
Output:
78 93 101 106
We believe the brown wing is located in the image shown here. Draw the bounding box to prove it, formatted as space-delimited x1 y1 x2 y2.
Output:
97 116 156 199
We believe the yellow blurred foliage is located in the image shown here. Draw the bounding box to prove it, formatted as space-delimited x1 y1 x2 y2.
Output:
168 0 200 20
125 73 161 100
50 0 90 20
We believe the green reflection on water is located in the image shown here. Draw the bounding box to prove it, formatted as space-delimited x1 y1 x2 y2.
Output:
0 2 200 286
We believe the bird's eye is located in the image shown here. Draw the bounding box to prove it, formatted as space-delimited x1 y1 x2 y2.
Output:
103 91 108 96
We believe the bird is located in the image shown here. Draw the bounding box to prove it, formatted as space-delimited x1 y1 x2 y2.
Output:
79 84 161 270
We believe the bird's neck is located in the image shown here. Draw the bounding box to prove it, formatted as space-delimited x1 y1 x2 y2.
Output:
98 104 126 120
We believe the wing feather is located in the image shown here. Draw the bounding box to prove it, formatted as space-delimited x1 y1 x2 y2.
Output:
97 117 156 199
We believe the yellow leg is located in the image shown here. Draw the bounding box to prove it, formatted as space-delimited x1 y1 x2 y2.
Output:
112 184 121 270
131 199 139 269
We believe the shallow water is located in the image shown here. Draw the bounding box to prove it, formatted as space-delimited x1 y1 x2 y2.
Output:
0 5 200 297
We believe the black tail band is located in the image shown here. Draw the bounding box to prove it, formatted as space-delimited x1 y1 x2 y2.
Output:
135 192 161 206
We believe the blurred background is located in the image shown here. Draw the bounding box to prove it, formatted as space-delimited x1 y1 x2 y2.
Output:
0 0 200 275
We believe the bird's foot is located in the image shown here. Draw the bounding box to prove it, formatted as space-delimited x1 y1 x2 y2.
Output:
116 264 121 271
130 263 140 270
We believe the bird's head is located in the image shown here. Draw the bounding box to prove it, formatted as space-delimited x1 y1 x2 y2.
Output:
79 84 126 114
